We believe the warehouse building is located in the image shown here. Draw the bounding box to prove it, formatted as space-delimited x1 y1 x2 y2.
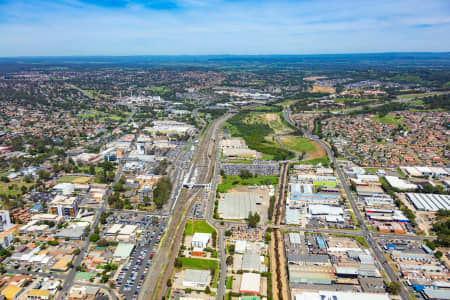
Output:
182 269 210 288
294 291 390 300
385 176 417 191
242 253 265 272
191 232 211 249
406 193 450 211
240 273 261 295
218 192 259 219
113 243 135 260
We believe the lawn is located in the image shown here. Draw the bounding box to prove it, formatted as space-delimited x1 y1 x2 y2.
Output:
334 97 373 103
57 176 91 184
296 156 330 166
227 159 253 164
371 114 403 125
226 276 233 289
280 137 317 153
217 175 279 193
180 257 218 270
184 220 216 236
396 92 441 100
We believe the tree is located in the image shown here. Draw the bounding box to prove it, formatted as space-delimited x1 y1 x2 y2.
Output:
97 239 109 247
89 233 100 243
226 255 233 265
174 257 182 268
435 250 443 259
247 212 260 228
205 286 211 294
385 281 401 294
239 169 253 179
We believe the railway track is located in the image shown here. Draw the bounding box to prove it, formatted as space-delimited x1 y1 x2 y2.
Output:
271 163 289 300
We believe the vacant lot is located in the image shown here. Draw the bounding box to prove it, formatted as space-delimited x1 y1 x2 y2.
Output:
57 175 91 183
312 85 335 93
184 220 216 235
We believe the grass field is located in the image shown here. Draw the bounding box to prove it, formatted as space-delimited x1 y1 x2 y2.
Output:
57 176 91 183
296 156 330 166
371 113 403 125
0 181 34 197
217 175 278 193
226 276 233 289
227 159 253 164
280 137 317 153
184 220 216 235
180 257 219 270
334 97 374 103
396 92 442 100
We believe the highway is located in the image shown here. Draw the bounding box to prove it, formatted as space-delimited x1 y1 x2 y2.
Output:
284 106 411 300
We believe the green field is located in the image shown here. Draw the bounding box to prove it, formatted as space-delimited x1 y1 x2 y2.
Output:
371 114 403 125
184 220 216 235
280 137 317 153
296 156 330 166
0 181 34 197
224 112 294 161
335 97 374 103
180 257 219 270
226 276 233 289
217 175 278 193
227 159 253 164
396 92 441 100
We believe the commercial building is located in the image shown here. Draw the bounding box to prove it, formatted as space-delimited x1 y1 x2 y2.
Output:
49 195 79 218
0 210 14 231
191 233 211 249
406 193 450 211
52 182 75 196
182 269 211 288
242 253 265 272
26 289 51 299
240 273 261 295
218 192 259 219
1 285 24 300
113 243 135 260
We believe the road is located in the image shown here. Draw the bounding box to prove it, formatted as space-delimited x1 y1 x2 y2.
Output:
284 107 411 300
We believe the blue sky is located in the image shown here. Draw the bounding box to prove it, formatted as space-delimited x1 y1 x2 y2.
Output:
0 0 449 56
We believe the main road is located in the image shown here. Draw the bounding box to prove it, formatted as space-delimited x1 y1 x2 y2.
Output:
284 107 411 300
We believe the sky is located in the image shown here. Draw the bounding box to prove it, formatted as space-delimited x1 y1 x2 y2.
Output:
0 0 449 56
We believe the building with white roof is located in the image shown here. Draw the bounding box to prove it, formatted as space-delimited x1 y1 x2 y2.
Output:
52 183 75 196
308 204 343 216
182 269 211 288
385 176 417 191
240 273 260 295
406 193 450 211
191 233 211 249
294 291 390 300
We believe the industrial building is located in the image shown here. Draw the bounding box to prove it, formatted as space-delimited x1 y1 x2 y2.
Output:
218 192 259 219
406 193 450 211
240 273 261 295
191 232 211 249
294 291 390 300
385 176 417 191
182 269 210 288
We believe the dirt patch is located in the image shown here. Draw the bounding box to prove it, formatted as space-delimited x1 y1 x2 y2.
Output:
303 76 327 81
306 140 327 160
264 113 279 122
312 85 336 93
